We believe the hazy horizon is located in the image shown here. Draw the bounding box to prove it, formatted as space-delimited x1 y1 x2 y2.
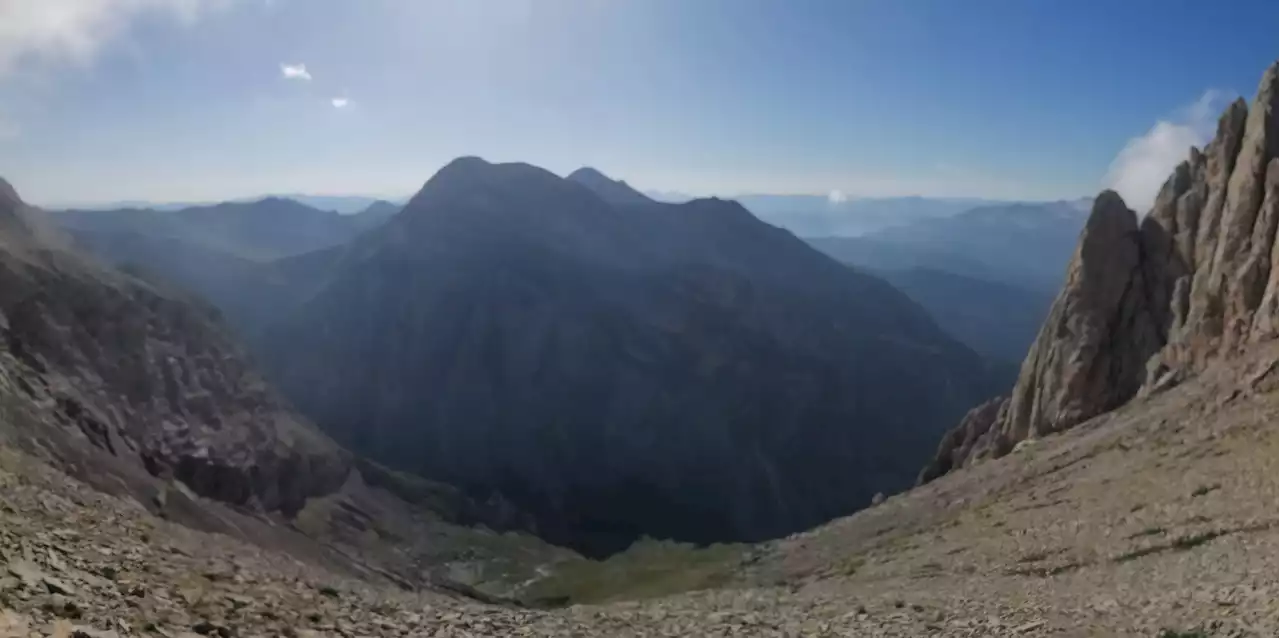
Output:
0 0 1275 211
30 160 1093 211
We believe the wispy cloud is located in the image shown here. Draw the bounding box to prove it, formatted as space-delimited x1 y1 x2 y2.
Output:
0 0 217 77
827 189 847 204
330 97 349 109
1102 90 1231 213
280 62 311 81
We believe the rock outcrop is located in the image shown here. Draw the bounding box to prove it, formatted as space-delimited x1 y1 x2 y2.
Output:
921 62 1278 482
0 178 351 515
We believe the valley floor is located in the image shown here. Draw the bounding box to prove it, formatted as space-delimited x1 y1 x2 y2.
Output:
1 344 1276 637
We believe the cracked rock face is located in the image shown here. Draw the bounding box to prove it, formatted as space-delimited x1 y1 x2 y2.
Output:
922 61 1279 482
0 178 351 516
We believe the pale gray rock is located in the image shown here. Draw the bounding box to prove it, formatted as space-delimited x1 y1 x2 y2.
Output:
1000 191 1162 446
922 61 1279 482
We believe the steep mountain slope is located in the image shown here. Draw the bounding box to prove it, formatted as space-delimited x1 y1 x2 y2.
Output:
56 197 371 261
808 199 1091 292
0 178 567 595
921 62 1278 483
2 329 1272 636
259 157 1003 554
0 179 351 516
875 267 1054 364
566 167 654 205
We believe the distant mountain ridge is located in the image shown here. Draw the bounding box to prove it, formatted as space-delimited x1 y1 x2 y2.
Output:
54 197 382 261
43 193 405 215
808 199 1092 292
732 194 1005 236
50 196 403 345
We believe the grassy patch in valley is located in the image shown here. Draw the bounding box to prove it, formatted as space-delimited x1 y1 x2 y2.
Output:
520 538 747 606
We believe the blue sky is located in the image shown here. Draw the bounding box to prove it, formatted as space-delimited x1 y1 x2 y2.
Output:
0 0 1274 207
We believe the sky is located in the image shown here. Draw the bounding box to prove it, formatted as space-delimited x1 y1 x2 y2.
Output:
0 0 1275 209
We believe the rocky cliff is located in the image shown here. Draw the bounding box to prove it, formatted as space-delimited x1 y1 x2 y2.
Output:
921 62 1278 482
0 178 353 514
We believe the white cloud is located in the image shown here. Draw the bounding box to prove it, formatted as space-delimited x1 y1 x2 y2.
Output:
280 62 311 81
330 97 349 109
1102 90 1230 213
0 0 218 76
827 189 847 205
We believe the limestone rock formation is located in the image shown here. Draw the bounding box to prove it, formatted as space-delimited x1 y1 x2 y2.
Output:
916 396 1009 484
1001 191 1165 445
922 62 1278 481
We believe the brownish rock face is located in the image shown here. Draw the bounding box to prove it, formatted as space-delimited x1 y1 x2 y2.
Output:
922 62 1278 483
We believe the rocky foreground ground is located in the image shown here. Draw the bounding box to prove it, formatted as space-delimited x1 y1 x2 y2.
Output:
1 345 1276 637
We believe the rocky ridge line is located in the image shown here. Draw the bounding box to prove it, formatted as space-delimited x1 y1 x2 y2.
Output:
921 61 1278 482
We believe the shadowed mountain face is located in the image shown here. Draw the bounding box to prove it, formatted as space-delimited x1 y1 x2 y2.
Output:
256 158 1004 555
808 199 1091 292
875 267 1054 365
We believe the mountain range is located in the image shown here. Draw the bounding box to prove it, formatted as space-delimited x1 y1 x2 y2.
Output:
38 156 1101 555
738 194 1004 237
802 199 1091 361
250 157 1005 554
807 198 1093 292
55 197 398 262
43 194 402 215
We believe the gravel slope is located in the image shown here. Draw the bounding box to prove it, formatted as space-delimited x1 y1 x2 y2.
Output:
0 344 1275 637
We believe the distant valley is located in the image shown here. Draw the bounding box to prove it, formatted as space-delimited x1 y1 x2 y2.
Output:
806 199 1092 292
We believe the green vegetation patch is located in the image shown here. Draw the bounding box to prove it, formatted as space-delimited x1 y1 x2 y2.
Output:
521 538 746 606
1157 629 1209 638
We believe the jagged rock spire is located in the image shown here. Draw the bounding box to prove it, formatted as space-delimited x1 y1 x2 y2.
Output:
921 62 1279 483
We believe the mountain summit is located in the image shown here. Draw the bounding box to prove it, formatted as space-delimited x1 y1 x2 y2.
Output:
258 157 1002 554
566 166 655 205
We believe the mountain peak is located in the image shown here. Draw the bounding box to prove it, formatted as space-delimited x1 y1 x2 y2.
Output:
408 157 583 213
566 166 608 181
566 166 654 205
